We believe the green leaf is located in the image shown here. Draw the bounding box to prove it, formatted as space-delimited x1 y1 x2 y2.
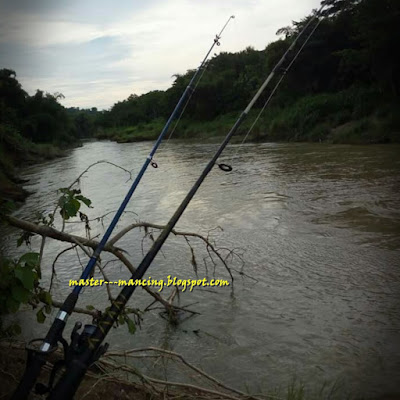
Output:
65 198 81 218
58 195 67 208
19 252 40 268
11 286 30 303
15 266 35 290
118 315 125 325
76 195 92 208
44 304 52 314
60 208 69 220
126 317 136 335
38 290 52 305
36 308 46 323
86 305 95 310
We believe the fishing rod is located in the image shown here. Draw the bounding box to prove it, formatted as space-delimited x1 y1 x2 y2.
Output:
12 16 235 400
227 14 324 166
44 6 325 400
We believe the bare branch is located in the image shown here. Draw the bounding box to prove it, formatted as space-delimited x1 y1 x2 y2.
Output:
105 347 260 399
38 235 46 276
50 244 77 291
3 215 249 322
109 222 234 282
4 215 122 254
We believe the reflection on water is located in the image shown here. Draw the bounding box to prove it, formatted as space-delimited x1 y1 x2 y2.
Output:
2 141 400 397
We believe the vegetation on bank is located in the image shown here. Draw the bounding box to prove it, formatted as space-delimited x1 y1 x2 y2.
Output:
97 88 400 145
0 124 65 201
0 0 399 396
0 69 99 201
95 0 400 144
2 0 399 184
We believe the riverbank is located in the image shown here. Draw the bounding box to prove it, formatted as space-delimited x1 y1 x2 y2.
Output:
95 89 400 145
0 342 158 400
1 342 399 400
0 126 68 203
95 115 398 145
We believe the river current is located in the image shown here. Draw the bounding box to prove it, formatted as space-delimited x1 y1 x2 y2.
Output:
2 140 400 397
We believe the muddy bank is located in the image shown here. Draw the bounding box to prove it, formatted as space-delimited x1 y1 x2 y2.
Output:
1 343 399 400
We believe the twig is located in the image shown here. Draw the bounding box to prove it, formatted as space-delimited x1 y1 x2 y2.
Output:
70 236 114 302
105 347 260 399
50 245 77 291
38 235 46 277
99 358 241 400
109 222 234 282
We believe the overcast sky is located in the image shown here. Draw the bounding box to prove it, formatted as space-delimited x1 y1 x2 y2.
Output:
0 0 320 110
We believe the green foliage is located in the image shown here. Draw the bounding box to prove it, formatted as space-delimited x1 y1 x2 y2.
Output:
0 199 16 215
36 308 46 323
0 72 81 201
126 316 136 334
57 187 92 220
0 69 100 150
67 107 99 138
0 253 43 336
0 183 94 335
94 0 400 144
115 310 136 335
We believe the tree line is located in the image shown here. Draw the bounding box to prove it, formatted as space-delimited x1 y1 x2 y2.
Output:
1 0 399 146
0 70 98 146
97 0 399 143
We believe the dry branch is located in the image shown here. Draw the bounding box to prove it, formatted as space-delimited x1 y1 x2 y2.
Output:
109 222 234 282
105 347 261 399
4 215 207 318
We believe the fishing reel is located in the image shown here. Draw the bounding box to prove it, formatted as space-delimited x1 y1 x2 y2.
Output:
70 322 107 356
34 322 108 396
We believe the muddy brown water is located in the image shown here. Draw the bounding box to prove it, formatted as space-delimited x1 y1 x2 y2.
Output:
2 141 400 398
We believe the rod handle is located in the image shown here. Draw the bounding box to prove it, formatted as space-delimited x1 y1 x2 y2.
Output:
11 351 47 400
47 358 88 400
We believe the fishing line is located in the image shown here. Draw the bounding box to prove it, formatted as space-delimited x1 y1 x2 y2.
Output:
166 61 209 142
163 16 235 146
11 16 235 400
166 16 236 143
230 17 324 166
217 8 325 172
44 6 325 399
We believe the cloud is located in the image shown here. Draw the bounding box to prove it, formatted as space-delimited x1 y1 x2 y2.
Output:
0 14 114 47
1 0 321 109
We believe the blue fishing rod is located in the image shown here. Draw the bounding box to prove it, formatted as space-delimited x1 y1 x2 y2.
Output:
43 6 325 400
12 16 234 400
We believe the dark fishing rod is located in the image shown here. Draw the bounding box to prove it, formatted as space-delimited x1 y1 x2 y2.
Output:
45 6 325 400
225 13 324 167
11 16 234 400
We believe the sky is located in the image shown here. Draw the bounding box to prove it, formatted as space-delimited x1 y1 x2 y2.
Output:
0 0 321 110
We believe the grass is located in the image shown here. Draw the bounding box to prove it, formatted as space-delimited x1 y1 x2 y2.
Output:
95 110 268 143
94 86 400 145
96 118 167 142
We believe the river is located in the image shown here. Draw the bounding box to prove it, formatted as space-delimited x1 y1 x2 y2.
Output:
2 140 400 398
